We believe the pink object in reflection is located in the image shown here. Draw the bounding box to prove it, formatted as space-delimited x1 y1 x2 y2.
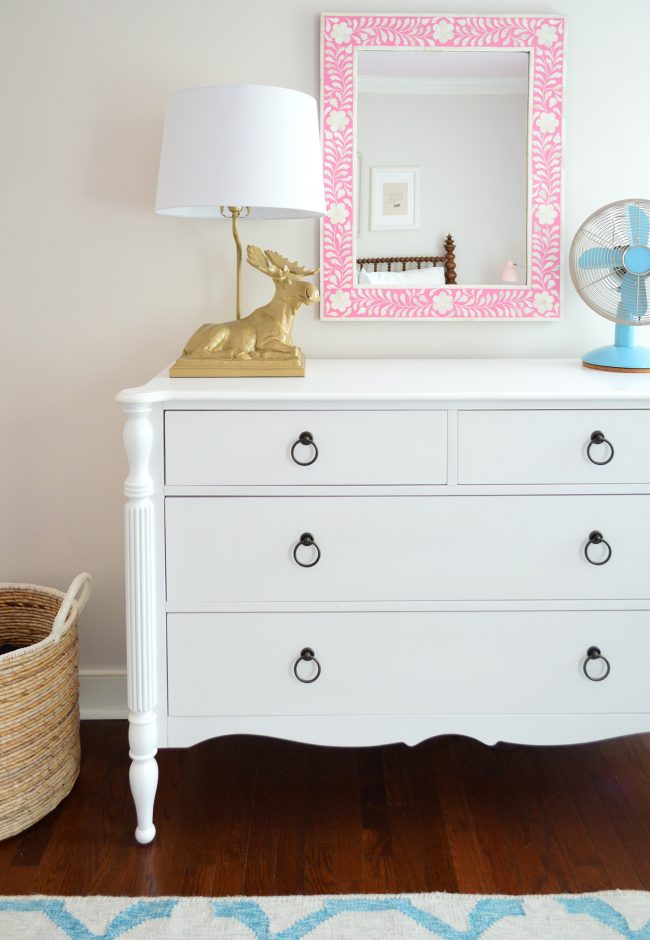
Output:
501 261 520 284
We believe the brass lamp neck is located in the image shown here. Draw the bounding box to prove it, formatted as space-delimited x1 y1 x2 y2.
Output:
220 205 250 318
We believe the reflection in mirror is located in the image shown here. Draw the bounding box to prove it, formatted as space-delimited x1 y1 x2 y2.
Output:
356 49 529 286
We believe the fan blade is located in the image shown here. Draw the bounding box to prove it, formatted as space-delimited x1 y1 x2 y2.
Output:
578 246 624 270
627 204 650 247
620 272 648 319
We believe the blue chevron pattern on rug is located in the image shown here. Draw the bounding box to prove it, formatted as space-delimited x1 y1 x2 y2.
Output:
1 892 650 938
211 896 524 938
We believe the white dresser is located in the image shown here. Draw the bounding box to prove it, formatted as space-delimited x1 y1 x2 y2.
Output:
118 359 650 843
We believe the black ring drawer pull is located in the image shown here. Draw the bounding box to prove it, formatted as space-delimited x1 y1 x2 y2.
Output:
587 430 614 465
293 647 321 683
584 530 612 566
291 431 319 466
583 646 611 681
293 532 321 568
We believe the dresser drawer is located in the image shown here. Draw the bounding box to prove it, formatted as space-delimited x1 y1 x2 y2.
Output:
167 611 647 717
458 410 650 484
165 410 447 485
165 495 650 603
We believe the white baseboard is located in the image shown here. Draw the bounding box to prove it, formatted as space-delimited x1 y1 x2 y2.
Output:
79 669 128 719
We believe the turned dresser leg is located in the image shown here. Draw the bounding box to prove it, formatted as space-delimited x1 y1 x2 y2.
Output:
123 402 158 843
129 710 158 844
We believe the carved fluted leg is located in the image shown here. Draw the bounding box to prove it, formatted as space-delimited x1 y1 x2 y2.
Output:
123 403 158 844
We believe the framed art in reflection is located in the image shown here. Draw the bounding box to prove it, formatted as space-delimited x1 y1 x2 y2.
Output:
369 166 419 231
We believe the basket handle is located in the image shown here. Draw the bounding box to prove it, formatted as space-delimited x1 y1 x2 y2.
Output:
52 572 93 638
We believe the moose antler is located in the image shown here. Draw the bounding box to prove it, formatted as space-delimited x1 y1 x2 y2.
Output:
247 245 320 282
262 248 320 277
246 245 281 277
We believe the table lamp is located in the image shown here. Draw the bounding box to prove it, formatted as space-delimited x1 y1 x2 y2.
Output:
155 84 325 377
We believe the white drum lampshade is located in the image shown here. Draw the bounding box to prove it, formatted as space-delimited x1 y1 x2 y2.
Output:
155 84 326 219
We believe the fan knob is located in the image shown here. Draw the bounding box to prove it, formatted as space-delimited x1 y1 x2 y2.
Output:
624 246 650 276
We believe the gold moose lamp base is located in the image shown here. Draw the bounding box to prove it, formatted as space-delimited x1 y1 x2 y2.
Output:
169 245 318 380
170 350 305 378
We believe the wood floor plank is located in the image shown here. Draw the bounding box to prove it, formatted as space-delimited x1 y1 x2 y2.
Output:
400 740 458 893
504 744 592 892
553 744 642 890
270 742 309 896
568 740 650 886
434 737 490 894
594 737 650 885
2 722 650 895
241 738 283 895
302 747 363 895
9 811 56 868
531 744 610 891
177 737 258 895
356 748 397 894
453 739 533 894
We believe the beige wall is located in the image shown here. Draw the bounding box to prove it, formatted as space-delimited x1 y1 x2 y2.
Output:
1 0 649 686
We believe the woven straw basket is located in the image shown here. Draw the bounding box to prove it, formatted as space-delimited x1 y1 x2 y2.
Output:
0 572 92 840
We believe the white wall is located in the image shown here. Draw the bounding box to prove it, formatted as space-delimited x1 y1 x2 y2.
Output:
357 91 527 283
1 0 649 702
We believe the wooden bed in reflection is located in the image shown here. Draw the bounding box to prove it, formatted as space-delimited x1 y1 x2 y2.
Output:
356 234 456 284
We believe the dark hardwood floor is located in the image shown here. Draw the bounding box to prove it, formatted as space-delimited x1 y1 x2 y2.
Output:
2 720 650 896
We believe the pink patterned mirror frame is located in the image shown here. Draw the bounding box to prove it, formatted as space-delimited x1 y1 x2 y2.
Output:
320 14 565 320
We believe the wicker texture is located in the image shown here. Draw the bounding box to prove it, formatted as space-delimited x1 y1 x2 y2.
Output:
0 577 90 840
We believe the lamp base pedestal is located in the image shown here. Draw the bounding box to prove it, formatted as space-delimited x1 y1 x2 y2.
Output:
169 351 305 378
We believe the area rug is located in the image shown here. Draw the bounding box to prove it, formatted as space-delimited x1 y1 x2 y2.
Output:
1 892 650 938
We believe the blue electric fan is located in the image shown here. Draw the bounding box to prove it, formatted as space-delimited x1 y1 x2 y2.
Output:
570 199 650 372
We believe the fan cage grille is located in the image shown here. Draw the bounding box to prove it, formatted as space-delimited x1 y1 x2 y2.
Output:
569 199 650 326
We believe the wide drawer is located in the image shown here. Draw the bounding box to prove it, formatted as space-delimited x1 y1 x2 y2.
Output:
167 611 647 717
164 410 447 485
165 495 650 603
458 410 650 484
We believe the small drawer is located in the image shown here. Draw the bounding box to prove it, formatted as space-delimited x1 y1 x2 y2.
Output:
167 611 647 717
164 410 447 485
457 410 650 484
165 494 650 604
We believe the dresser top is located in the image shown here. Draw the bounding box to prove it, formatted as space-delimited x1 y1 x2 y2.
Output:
117 358 650 405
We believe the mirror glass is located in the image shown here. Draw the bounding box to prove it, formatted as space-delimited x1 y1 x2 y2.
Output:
356 49 529 286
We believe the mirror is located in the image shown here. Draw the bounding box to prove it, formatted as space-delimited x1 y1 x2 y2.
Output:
321 14 565 320
356 49 529 285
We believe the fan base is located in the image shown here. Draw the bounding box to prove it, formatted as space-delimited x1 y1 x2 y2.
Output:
582 340 650 373
583 362 650 373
